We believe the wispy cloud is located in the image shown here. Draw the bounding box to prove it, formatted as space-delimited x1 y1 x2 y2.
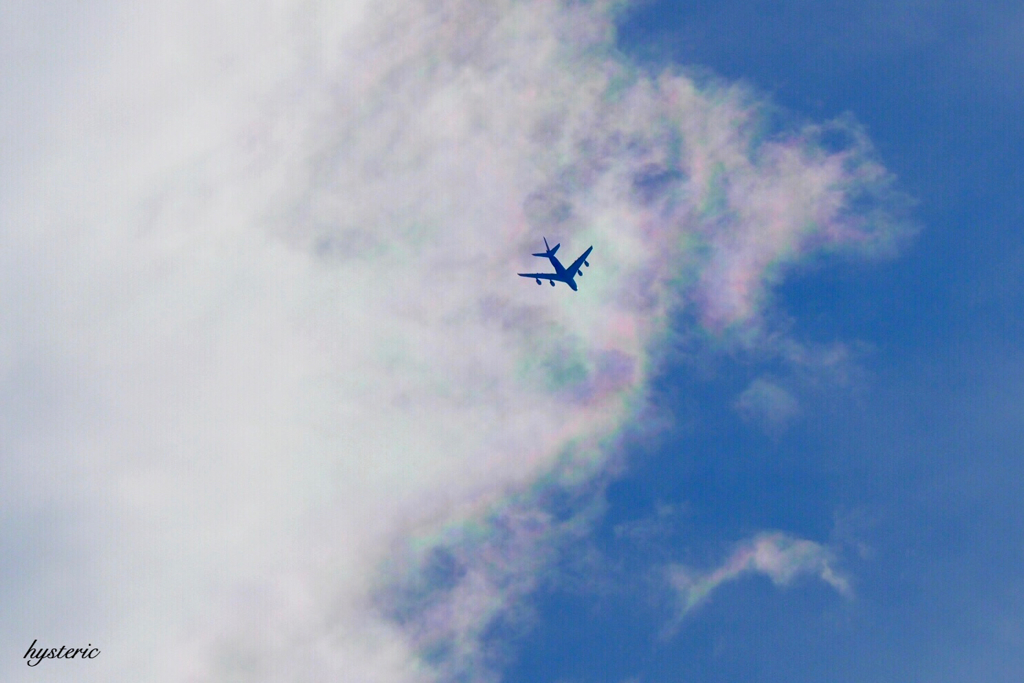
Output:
0 0 904 681
667 532 851 623
735 377 802 430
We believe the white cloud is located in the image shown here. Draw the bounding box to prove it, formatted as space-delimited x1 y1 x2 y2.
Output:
667 532 851 623
735 377 802 430
0 1 904 681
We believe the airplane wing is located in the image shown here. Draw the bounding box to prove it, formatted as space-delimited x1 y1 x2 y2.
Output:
518 273 559 280
566 246 593 276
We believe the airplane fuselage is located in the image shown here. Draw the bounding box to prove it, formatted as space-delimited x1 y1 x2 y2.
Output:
545 254 577 290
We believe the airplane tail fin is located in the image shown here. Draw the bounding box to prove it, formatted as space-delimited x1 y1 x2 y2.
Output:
532 237 560 257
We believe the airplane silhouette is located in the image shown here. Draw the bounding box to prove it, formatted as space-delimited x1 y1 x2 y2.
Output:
518 238 593 291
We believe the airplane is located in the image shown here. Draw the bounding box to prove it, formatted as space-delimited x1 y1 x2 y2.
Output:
518 237 593 291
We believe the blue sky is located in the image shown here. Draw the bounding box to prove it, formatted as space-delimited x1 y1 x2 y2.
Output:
1 1 1021 681
502 2 1024 682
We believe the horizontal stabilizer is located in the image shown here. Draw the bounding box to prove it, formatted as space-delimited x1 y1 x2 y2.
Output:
533 238 559 257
